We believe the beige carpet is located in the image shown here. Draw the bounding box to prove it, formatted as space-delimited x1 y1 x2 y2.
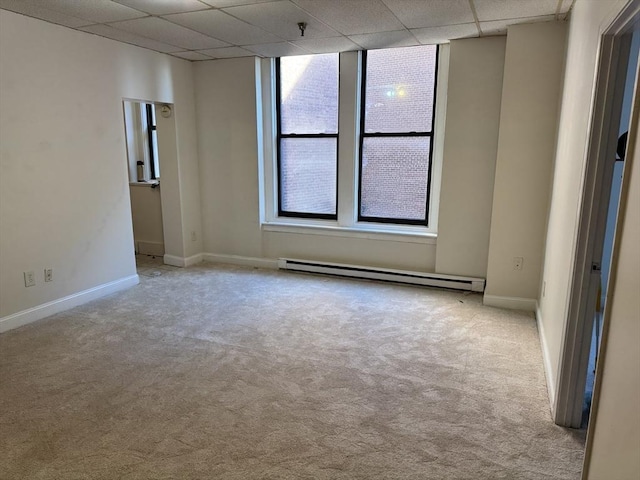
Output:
0 258 585 479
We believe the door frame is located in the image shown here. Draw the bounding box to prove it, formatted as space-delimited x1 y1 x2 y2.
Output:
554 0 640 428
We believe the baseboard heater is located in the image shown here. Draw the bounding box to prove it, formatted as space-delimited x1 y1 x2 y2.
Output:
278 258 485 293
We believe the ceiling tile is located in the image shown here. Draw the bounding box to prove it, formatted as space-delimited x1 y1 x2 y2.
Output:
291 36 359 54
473 0 559 22
197 46 256 58
382 0 474 29
200 0 276 6
0 0 93 28
480 15 556 36
244 41 309 57
113 0 210 15
2 0 572 58
171 50 212 60
80 24 184 52
348 30 418 50
558 0 573 19
225 1 340 41
291 0 404 35
25 0 147 23
110 16 229 49
411 23 479 44
166 9 282 45
559 0 573 12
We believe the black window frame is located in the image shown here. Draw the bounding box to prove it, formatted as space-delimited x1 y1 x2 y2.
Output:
275 56 340 220
357 45 439 226
145 103 159 180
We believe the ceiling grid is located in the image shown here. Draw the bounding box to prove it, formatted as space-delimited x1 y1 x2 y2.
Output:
0 0 574 60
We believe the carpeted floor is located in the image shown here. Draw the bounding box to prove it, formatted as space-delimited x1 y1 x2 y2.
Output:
0 257 585 479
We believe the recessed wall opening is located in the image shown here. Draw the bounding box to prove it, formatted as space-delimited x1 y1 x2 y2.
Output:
122 100 171 259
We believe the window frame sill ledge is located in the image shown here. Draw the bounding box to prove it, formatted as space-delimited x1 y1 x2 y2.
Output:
262 221 437 244
129 181 160 188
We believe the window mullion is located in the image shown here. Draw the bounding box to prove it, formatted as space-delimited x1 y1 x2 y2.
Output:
280 133 338 138
337 51 361 228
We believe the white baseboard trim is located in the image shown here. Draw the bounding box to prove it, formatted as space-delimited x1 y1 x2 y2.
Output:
0 274 139 334
184 254 204 267
163 254 183 267
136 241 164 257
203 253 278 269
536 301 557 412
163 254 203 267
483 294 537 311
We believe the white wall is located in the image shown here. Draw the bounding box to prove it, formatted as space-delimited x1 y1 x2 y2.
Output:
195 57 263 259
263 231 437 271
585 73 640 479
129 185 164 256
169 74 203 260
484 22 567 307
0 10 201 321
436 36 506 278
537 0 630 410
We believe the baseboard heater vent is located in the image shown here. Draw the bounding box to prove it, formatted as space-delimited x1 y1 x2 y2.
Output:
278 258 485 293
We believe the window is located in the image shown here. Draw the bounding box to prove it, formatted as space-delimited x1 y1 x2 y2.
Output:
145 103 160 180
359 46 437 225
123 101 160 183
264 45 445 237
276 53 339 219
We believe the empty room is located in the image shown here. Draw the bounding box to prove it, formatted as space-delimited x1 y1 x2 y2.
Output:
0 0 638 478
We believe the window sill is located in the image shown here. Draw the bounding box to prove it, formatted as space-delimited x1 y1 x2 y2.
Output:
262 220 437 244
129 181 159 188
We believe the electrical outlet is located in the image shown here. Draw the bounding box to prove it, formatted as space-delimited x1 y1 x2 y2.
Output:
24 271 35 287
513 257 524 271
44 268 53 282
191 231 197 242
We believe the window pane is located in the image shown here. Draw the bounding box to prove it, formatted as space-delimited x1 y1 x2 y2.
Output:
280 138 337 215
364 45 437 133
149 103 156 126
360 136 430 221
280 54 338 134
151 130 159 178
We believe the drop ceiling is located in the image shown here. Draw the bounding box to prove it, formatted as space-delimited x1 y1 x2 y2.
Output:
0 0 574 61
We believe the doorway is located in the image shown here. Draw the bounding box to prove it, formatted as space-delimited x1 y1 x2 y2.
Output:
123 100 166 259
582 26 640 426
553 0 640 430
